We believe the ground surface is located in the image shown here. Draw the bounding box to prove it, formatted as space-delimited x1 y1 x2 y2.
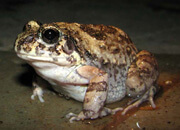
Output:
0 0 180 129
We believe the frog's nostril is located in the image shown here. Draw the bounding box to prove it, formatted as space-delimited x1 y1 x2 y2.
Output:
23 20 42 32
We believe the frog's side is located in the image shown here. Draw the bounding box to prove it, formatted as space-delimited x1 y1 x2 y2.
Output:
14 21 158 122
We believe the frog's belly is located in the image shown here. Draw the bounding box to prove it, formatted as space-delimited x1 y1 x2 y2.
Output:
52 84 126 104
52 84 87 102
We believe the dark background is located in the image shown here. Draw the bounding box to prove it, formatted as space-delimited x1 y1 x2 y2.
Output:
0 0 180 53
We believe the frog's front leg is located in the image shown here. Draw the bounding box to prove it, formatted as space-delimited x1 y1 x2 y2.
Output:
31 74 49 102
66 66 122 123
123 50 159 115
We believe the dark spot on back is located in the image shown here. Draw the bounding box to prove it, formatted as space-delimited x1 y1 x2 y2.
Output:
80 24 107 40
105 26 117 34
93 25 117 34
99 44 106 50
119 34 129 44
131 45 138 53
112 48 120 54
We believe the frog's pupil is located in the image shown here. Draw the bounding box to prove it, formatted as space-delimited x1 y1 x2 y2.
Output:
44 29 56 39
42 29 59 44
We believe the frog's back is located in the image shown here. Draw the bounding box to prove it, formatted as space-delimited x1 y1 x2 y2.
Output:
54 22 138 103
55 22 138 66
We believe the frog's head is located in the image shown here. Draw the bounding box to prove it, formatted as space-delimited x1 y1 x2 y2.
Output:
14 20 81 66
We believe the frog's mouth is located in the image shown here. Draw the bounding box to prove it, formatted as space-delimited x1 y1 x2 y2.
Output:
17 53 73 66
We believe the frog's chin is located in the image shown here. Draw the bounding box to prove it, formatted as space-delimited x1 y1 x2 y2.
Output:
17 53 73 66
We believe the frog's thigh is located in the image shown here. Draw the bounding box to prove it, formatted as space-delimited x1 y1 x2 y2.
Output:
124 50 158 114
126 61 146 97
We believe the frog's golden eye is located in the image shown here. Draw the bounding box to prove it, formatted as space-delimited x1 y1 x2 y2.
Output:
42 28 59 44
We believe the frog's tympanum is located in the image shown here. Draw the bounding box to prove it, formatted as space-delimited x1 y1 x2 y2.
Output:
14 21 158 122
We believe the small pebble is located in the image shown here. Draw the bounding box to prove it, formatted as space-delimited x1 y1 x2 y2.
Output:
165 80 172 85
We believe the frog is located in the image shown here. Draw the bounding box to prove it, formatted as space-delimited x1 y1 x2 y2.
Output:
14 20 159 123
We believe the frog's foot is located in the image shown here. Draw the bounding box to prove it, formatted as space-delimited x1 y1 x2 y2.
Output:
31 84 44 102
31 74 48 102
122 85 156 115
66 107 123 123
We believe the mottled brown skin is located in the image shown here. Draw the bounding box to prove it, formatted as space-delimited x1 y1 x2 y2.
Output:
14 21 158 122
59 23 137 65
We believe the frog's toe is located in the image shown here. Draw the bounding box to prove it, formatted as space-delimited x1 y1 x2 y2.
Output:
31 87 45 102
66 112 77 119
66 112 86 123
100 107 123 116
122 98 144 115
148 87 156 108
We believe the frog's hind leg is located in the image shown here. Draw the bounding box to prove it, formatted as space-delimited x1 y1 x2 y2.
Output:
123 50 159 115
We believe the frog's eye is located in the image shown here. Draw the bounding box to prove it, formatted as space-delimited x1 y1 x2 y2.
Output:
42 29 59 44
